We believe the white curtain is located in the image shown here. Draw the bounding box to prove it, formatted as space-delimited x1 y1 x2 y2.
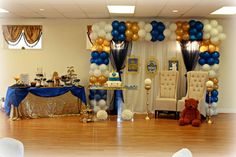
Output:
122 41 187 113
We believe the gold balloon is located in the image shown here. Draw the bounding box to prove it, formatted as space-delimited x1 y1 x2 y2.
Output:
176 21 183 28
95 82 101 86
103 46 110 53
103 39 110 46
125 21 132 29
97 45 103 52
176 35 182 41
91 45 97 51
213 78 219 84
132 33 139 41
97 37 104 45
131 24 139 33
200 45 208 52
209 44 216 53
125 29 133 38
126 36 132 42
215 46 220 52
132 22 138 25
202 40 210 46
98 75 107 84
89 76 97 84
182 32 189 41
175 28 183 36
182 22 190 31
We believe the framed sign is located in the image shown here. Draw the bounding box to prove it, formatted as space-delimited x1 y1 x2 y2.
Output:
168 60 179 71
127 56 139 73
146 57 158 76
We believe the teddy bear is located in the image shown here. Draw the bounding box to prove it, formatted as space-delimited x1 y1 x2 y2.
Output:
179 98 201 127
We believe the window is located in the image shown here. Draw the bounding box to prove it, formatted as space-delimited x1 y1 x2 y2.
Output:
2 25 42 49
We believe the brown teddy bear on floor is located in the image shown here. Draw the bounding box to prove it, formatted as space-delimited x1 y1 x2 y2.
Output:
179 98 201 127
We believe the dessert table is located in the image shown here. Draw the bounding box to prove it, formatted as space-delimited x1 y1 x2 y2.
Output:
4 86 86 120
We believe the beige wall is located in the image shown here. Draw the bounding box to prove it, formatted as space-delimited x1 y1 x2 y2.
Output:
0 18 235 112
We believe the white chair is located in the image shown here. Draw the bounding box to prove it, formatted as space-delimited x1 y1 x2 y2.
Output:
172 148 192 157
155 71 179 118
0 137 24 157
177 71 208 117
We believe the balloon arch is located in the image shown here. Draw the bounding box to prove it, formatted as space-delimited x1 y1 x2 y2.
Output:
88 19 226 115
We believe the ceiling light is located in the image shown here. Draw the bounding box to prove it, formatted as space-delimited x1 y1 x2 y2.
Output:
211 6 236 15
39 9 45 11
107 5 135 14
172 10 178 13
0 8 9 13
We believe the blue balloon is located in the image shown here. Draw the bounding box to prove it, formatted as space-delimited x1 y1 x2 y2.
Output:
103 58 109 65
90 90 96 95
94 94 101 101
195 21 204 30
189 20 196 27
190 35 197 41
198 58 206 65
151 30 158 36
189 28 197 35
196 32 203 40
157 34 165 41
90 58 95 63
89 94 94 100
96 58 103 65
214 58 220 64
211 90 218 97
100 52 108 59
212 51 220 58
118 24 126 33
157 22 165 32
202 51 211 59
206 94 214 103
151 21 159 29
98 90 107 96
102 94 107 100
91 51 99 59
207 58 215 65
118 33 126 41
111 30 119 38
120 21 125 25
112 20 119 29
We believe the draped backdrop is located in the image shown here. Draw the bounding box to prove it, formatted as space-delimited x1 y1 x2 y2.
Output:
122 41 188 113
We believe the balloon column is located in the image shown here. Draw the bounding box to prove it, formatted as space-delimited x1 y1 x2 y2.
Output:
150 20 165 42
164 22 177 41
89 21 112 113
198 20 226 116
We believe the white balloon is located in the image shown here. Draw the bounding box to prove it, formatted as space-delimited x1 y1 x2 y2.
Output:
103 70 109 77
96 110 108 120
219 33 226 41
92 24 99 32
90 32 98 41
164 29 171 37
144 33 152 41
90 63 98 70
98 29 106 38
98 21 106 29
210 36 220 45
144 24 152 32
121 109 133 120
208 70 216 78
144 78 152 85
89 70 94 76
90 100 96 106
165 21 170 27
169 23 177 31
203 33 210 40
202 19 209 25
105 24 112 32
203 24 212 32
99 64 108 71
216 25 223 33
105 33 113 41
93 105 101 113
210 20 218 27
98 99 106 109
210 28 219 37
206 80 214 87
212 64 219 71
212 102 218 108
138 21 145 29
170 33 176 40
94 69 101 77
202 64 211 71
138 29 146 38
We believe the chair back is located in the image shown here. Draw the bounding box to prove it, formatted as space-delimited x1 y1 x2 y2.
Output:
0 137 24 157
159 71 179 99
187 71 208 100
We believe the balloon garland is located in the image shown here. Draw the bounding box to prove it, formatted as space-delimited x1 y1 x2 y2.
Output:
88 19 226 116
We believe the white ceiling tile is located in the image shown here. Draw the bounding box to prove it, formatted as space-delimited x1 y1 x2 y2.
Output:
87 12 110 18
37 12 64 18
53 4 83 12
106 0 136 5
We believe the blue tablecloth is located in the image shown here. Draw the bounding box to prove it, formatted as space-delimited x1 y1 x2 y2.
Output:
4 86 87 115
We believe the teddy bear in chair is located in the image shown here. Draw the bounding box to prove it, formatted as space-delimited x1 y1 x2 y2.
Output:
179 98 201 127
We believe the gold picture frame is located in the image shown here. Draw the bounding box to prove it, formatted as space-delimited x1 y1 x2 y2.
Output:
145 57 159 76
168 59 179 71
127 55 139 74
